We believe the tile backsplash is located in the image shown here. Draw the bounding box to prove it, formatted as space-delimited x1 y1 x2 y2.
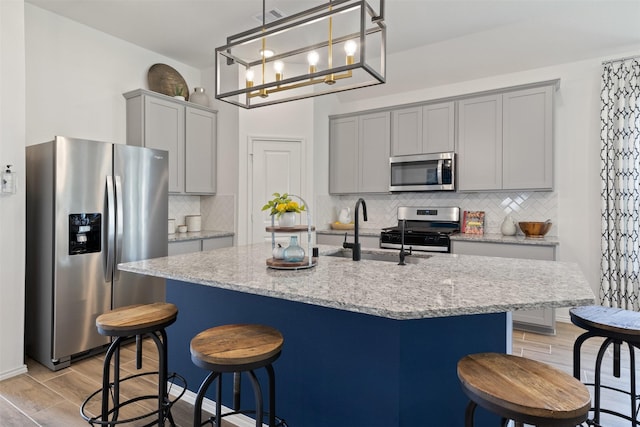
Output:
316 191 558 235
168 195 200 226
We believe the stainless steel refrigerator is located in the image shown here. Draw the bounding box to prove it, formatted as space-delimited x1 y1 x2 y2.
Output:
25 136 168 371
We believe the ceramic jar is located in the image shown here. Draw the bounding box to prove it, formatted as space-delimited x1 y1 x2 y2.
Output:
278 212 297 227
283 236 305 262
190 87 210 107
500 215 517 236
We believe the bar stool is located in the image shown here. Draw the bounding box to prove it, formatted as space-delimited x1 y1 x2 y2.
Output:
457 353 591 427
190 324 286 427
80 302 186 426
571 305 640 426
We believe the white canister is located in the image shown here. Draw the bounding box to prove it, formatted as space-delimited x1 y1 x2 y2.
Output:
186 215 202 232
168 219 176 234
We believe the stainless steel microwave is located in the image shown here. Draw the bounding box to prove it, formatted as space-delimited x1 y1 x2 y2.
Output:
389 152 455 192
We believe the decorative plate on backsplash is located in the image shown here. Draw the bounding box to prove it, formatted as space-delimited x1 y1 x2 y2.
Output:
147 63 189 100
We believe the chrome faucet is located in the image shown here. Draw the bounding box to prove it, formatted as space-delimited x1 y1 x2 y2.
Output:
342 198 368 261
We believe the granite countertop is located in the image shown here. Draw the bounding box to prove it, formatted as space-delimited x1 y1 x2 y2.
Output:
119 243 594 320
168 229 234 243
450 232 560 246
317 227 382 237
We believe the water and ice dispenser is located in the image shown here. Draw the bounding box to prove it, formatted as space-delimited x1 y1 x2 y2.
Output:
69 213 101 255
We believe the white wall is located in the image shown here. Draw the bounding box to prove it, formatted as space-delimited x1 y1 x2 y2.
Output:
0 0 27 381
25 4 204 146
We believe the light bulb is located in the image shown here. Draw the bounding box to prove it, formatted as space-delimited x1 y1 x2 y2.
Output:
245 69 254 83
307 51 319 66
274 60 284 82
344 40 358 56
260 49 275 58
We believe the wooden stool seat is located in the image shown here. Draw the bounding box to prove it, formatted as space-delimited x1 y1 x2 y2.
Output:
570 305 640 339
191 324 284 371
458 353 591 426
96 302 178 336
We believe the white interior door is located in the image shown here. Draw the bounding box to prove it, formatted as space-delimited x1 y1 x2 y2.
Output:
250 137 304 244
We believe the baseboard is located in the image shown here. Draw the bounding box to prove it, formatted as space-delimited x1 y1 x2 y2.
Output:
0 364 27 381
169 383 266 427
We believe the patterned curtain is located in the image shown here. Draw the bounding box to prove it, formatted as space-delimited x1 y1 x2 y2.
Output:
600 58 640 309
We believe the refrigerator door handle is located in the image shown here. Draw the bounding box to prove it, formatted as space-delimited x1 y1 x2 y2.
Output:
114 175 124 281
105 176 115 282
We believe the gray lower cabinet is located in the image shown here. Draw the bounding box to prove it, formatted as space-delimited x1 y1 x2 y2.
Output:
168 236 233 256
329 112 390 194
457 84 553 191
124 89 217 195
391 101 455 156
317 233 380 249
451 240 557 334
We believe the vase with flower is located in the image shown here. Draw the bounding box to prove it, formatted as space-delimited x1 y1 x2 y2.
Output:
262 192 306 227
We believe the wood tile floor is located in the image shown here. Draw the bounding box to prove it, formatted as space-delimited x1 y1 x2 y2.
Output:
0 322 637 426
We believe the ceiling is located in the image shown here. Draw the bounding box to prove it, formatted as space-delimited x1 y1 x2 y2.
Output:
24 0 640 95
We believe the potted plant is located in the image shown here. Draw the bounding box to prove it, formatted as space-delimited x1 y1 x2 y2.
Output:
262 192 306 227
173 84 185 100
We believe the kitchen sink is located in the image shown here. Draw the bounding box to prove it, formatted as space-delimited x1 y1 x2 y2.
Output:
324 249 430 264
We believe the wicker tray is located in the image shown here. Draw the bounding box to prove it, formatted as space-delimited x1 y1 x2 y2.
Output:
147 63 189 100
330 222 355 230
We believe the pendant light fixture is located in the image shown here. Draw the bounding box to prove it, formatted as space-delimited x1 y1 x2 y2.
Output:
215 0 386 109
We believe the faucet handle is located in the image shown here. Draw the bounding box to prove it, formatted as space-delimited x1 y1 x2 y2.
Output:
343 232 348 244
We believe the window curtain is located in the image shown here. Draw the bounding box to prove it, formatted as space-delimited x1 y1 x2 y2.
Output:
600 58 640 309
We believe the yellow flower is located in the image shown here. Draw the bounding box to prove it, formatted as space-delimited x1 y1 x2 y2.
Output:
261 192 306 217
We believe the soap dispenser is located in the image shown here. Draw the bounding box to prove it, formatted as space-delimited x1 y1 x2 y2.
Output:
1 165 16 194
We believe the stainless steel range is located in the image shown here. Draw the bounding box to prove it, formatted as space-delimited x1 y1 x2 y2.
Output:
380 206 460 253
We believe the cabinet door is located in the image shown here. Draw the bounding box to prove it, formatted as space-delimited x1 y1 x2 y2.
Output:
423 101 455 153
202 236 233 250
391 106 422 156
329 117 359 194
457 95 503 191
144 96 185 193
168 240 202 255
502 86 553 190
359 111 390 193
185 107 217 194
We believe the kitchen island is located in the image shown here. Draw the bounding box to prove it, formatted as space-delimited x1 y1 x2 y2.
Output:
119 244 595 427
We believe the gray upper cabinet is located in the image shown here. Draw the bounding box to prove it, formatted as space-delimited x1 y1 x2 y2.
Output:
502 86 553 190
329 116 359 194
391 101 454 156
329 111 390 194
124 89 217 195
457 94 503 191
185 107 217 194
457 84 553 191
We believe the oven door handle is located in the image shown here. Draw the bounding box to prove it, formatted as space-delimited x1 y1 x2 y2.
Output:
437 160 443 185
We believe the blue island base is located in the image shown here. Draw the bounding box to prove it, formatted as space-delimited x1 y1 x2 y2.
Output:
167 279 508 427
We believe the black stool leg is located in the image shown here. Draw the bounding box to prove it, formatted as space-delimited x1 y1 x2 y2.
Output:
247 370 263 427
193 371 219 427
265 364 276 427
464 400 476 427
593 337 614 425
629 341 638 427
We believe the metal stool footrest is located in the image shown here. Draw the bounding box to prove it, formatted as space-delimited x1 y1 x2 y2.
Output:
80 371 186 426
200 410 289 427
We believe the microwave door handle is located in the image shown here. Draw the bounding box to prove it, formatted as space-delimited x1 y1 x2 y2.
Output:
437 160 443 184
